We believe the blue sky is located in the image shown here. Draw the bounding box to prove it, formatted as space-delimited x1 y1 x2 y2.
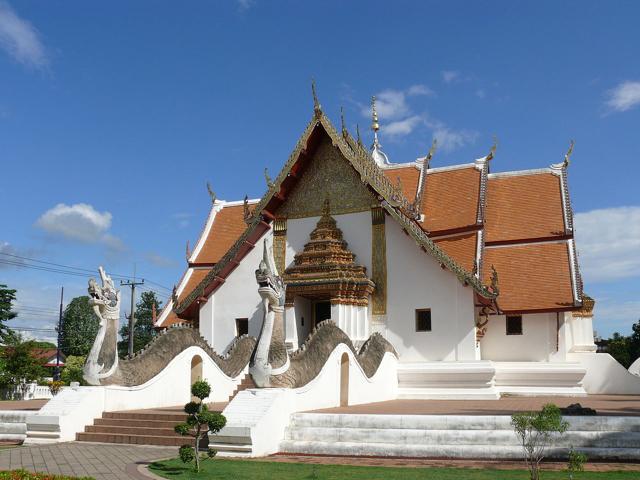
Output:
1 0 639 341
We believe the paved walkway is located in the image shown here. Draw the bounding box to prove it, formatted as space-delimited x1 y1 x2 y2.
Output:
0 442 174 480
312 395 640 416
0 400 48 411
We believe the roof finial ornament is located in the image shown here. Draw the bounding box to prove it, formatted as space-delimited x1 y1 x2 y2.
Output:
356 124 363 147
243 195 251 224
490 265 500 296
171 285 178 303
563 139 575 168
370 95 391 166
322 198 331 216
311 78 321 116
264 167 275 189
425 138 437 168
206 181 216 204
340 106 348 138
185 240 192 261
486 135 498 161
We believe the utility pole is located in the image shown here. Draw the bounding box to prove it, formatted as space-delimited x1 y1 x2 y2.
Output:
54 286 64 381
121 267 144 357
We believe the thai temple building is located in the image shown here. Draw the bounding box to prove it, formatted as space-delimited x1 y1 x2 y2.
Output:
155 91 609 400
20 87 640 459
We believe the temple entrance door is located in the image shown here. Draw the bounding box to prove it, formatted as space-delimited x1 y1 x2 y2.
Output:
190 355 203 401
340 352 349 406
313 301 331 328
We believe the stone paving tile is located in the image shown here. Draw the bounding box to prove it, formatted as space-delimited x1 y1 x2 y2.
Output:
0 442 175 480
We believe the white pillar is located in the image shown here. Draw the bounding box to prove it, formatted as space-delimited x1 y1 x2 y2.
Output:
284 305 297 348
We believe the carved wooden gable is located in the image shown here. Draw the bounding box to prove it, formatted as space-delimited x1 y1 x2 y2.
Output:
276 135 378 219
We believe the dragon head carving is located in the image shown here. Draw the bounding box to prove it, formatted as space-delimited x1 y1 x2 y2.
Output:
255 240 285 307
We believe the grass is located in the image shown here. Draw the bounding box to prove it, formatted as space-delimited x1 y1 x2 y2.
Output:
149 458 639 480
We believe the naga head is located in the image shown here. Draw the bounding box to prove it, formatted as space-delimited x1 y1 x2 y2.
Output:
255 240 284 307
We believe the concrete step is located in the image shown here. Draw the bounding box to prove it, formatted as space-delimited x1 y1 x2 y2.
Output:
76 431 199 447
281 413 640 460
279 440 640 461
102 411 187 422
94 418 180 429
285 426 640 448
85 425 182 436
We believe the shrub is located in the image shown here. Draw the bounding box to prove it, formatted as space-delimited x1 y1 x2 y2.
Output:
567 447 587 479
174 379 227 472
511 403 569 480
48 380 64 396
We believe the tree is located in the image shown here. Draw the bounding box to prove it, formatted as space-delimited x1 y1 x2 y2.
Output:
118 291 161 357
0 339 47 394
60 296 99 357
0 284 17 344
511 404 569 480
607 332 631 368
174 380 226 473
60 355 86 385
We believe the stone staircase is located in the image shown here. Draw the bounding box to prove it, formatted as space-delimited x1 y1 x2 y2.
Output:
279 413 640 460
76 374 254 447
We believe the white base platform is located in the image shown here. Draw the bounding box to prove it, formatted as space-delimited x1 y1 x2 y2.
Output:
280 413 640 460
397 361 587 399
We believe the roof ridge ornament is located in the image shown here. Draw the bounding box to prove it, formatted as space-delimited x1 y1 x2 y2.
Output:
370 95 391 166
486 136 498 161
206 181 216 204
185 240 192 261
340 106 348 138
264 167 275 189
311 78 321 116
356 124 363 147
243 195 251 224
413 139 437 216
490 264 500 296
563 139 575 168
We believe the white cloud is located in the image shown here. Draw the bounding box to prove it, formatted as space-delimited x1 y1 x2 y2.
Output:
605 81 640 112
476 89 486 99
366 89 410 120
424 116 478 152
441 70 460 84
146 252 178 268
171 212 193 229
384 115 422 137
407 84 434 97
0 1 47 68
36 203 112 243
574 206 640 283
237 0 254 11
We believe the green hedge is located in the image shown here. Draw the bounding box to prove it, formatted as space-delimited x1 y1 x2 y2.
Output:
0 470 94 480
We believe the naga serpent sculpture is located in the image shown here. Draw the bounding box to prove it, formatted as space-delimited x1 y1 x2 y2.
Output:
82 268 255 387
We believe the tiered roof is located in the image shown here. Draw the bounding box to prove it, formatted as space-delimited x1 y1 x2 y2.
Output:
156 96 583 326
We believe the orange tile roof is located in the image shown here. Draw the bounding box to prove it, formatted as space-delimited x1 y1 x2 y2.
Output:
485 172 566 243
482 242 575 312
192 204 248 264
383 166 420 200
433 232 477 273
422 166 481 233
178 268 211 303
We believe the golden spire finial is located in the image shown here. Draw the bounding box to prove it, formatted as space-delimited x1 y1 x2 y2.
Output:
264 167 275 189
486 135 498 161
371 95 379 133
311 78 321 114
563 139 575 168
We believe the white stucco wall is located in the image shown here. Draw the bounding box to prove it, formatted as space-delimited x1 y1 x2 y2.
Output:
385 219 477 362
480 313 558 362
201 233 272 353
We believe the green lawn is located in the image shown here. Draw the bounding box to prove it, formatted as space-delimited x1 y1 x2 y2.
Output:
149 458 638 480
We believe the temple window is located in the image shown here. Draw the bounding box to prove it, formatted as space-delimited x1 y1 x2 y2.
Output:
415 309 432 332
235 318 248 336
506 315 523 335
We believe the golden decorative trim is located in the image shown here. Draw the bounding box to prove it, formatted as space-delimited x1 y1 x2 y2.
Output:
371 207 387 315
283 205 374 306
573 294 595 317
273 218 287 274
